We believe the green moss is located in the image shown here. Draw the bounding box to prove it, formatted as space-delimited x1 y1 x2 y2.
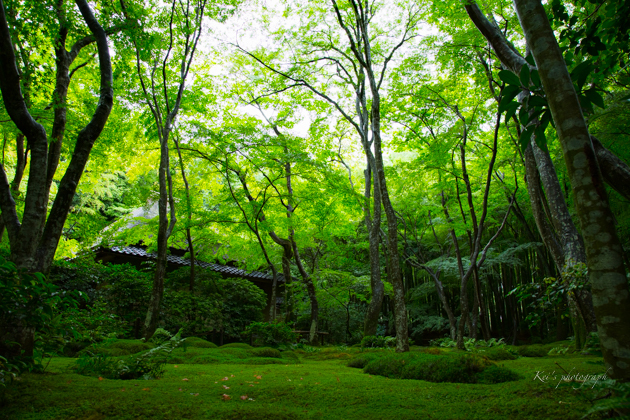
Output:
0 344 606 420
517 345 551 357
77 339 155 357
481 347 518 361
185 337 218 348
476 365 522 384
250 347 281 358
347 352 382 369
219 343 253 349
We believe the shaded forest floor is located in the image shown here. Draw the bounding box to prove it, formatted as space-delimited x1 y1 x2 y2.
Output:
0 345 609 420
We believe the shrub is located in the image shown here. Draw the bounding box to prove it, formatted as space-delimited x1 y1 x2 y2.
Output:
244 322 296 347
184 337 217 348
347 352 382 369
251 347 281 358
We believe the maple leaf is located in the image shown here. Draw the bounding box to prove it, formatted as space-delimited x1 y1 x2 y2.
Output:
222 377 229 381
223 385 230 390
221 394 231 401
240 395 248 400
182 378 189 381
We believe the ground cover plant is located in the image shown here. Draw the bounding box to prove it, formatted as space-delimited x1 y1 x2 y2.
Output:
0 344 615 420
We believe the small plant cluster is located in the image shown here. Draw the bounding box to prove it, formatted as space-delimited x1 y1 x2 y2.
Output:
360 335 396 349
430 337 505 349
73 329 184 380
244 322 297 347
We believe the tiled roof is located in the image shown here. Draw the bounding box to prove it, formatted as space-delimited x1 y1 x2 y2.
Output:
107 246 284 283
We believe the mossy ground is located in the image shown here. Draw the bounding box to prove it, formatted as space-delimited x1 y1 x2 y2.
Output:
0 344 609 420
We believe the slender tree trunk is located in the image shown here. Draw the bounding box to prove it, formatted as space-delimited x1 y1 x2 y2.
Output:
514 0 630 379
292 240 319 344
363 161 385 337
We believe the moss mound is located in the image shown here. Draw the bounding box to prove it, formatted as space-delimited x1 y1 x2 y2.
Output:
219 343 253 349
363 352 519 384
77 339 155 357
516 345 550 357
481 346 518 361
347 352 383 369
251 347 282 358
184 337 218 348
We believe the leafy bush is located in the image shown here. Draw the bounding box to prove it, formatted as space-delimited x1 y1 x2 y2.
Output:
360 335 396 349
78 339 155 357
251 347 281 358
244 322 297 347
0 256 80 376
184 337 217 348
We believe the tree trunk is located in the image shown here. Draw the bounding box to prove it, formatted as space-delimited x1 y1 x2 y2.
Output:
292 239 319 345
514 0 630 380
363 161 385 337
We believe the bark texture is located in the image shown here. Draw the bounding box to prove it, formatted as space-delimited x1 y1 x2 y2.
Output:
514 0 630 380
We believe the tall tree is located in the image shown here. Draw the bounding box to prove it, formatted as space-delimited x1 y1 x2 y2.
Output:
125 0 207 339
0 0 122 273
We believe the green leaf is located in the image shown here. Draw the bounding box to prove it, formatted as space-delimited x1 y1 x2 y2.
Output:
525 53 536 67
498 85 520 112
570 61 593 91
520 65 531 86
528 96 547 107
498 70 521 86
584 88 605 108
504 102 520 123
519 103 530 126
579 94 594 114
534 125 548 152
530 69 541 88
519 125 535 153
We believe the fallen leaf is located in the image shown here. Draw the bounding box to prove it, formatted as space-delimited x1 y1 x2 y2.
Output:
249 384 254 387
174 365 178 368
300 378 303 380
142 388 150 391
221 394 231 401
337 377 340 382
240 395 248 400
179 388 183 391
223 385 230 390
192 393 199 396
255 375 262 380
248 398 255 401
98 377 103 381
182 378 189 381
231 374 235 377
287 379 292 382
222 377 229 381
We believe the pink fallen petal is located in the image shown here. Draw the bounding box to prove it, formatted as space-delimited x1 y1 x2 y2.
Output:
240 395 247 400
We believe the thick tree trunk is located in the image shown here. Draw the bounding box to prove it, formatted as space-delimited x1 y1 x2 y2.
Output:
514 0 630 380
